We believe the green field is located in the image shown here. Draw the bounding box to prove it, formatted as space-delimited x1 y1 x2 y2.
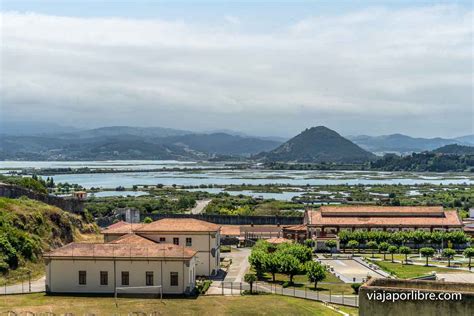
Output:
261 272 355 295
369 259 470 279
0 293 358 315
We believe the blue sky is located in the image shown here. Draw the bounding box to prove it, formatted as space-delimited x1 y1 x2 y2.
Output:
1 1 473 137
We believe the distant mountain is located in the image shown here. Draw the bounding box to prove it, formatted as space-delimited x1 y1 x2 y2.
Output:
256 126 376 163
348 134 466 154
159 133 281 156
454 134 474 145
432 144 474 155
0 126 281 160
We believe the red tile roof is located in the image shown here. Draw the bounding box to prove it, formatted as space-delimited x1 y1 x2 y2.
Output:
307 206 462 227
108 233 157 245
266 237 293 244
135 218 221 233
44 242 196 259
101 221 144 234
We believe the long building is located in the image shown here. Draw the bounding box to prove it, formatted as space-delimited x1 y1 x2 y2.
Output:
283 206 464 246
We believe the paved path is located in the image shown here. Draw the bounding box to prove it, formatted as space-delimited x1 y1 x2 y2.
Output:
189 199 212 214
1 276 45 295
318 258 387 283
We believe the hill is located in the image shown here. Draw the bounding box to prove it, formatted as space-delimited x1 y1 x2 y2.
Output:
0 197 97 283
432 144 474 155
348 134 464 155
256 126 376 163
0 126 282 160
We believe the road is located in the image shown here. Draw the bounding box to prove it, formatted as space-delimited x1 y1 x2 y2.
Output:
189 199 212 214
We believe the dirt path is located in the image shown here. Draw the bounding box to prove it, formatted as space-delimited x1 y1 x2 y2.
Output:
189 199 212 214
1 276 45 295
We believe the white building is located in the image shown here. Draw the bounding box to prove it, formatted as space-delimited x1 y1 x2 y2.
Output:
44 234 197 295
101 218 221 276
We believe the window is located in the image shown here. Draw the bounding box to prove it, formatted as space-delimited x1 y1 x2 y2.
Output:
100 271 108 286
170 272 178 286
78 271 86 285
146 271 154 286
186 237 192 247
173 237 179 245
121 271 129 286
159 237 166 243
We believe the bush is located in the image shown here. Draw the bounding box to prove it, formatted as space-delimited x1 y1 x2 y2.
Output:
351 283 362 294
221 245 231 253
143 217 153 223
195 279 211 294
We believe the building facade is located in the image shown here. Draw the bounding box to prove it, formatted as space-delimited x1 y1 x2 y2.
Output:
44 235 197 295
101 218 221 276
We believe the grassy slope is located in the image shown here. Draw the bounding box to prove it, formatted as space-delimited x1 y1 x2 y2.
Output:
0 197 98 284
0 293 358 315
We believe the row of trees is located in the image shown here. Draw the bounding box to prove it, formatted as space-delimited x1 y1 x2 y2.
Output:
248 240 326 288
338 230 470 250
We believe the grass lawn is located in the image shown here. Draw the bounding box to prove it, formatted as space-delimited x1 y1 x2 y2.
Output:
261 272 356 295
359 253 471 268
0 293 358 315
369 259 470 279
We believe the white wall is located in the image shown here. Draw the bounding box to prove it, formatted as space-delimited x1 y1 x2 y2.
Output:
46 258 195 294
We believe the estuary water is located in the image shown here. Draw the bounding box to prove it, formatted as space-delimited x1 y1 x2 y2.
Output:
1 160 472 189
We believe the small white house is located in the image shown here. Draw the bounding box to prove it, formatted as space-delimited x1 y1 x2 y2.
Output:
44 234 197 295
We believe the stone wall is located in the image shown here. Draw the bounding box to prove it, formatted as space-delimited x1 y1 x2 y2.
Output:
359 278 474 316
0 183 84 213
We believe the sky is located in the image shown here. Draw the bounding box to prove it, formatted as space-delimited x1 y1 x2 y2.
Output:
1 0 473 138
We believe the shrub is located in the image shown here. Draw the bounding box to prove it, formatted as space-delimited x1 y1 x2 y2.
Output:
143 217 153 223
351 283 362 294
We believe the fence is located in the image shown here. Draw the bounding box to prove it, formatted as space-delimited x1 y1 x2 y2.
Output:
1 277 44 295
219 281 358 307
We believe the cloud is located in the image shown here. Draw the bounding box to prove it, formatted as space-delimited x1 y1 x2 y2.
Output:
1 5 472 137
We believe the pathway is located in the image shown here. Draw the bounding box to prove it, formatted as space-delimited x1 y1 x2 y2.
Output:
318 257 388 283
1 276 45 295
189 199 212 214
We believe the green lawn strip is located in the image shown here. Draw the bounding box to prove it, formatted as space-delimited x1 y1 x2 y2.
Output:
260 272 355 295
369 259 469 279
0 293 349 315
359 253 470 268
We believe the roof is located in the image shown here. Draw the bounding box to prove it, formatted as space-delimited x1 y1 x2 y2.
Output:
266 237 293 244
135 218 221 233
108 233 157 245
221 225 241 236
319 205 445 217
307 206 462 227
101 221 144 234
283 224 307 231
44 242 196 260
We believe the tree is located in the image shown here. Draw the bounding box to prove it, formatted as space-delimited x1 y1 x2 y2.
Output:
278 254 302 284
325 240 338 255
244 273 257 294
265 252 280 282
463 248 474 271
378 242 390 261
366 241 378 258
277 243 312 263
420 247 435 266
249 250 268 278
347 240 359 255
442 248 456 267
399 246 411 265
306 261 326 290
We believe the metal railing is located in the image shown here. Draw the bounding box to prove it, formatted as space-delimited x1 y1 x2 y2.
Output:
219 281 358 307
